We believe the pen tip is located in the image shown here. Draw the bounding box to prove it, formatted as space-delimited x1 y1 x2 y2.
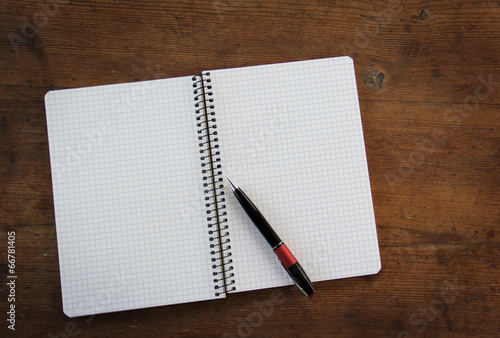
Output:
226 178 238 191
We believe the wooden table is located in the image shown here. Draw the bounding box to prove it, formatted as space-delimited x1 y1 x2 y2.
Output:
1 1 498 336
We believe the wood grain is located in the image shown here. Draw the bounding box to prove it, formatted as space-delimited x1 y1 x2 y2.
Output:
1 0 499 336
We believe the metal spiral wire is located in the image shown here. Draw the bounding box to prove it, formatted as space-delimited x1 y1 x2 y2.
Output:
192 72 235 296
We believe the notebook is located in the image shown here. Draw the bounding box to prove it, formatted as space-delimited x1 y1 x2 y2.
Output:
44 56 381 317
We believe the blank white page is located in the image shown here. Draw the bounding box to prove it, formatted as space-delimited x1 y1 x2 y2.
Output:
208 57 381 293
45 76 221 317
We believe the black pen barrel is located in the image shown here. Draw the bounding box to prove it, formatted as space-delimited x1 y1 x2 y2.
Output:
233 188 282 248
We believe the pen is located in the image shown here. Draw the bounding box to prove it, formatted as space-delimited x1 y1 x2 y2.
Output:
226 178 315 296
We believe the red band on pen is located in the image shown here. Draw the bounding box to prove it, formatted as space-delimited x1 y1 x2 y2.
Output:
273 243 297 268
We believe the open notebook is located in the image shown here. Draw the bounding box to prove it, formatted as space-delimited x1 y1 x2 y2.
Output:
44 56 381 317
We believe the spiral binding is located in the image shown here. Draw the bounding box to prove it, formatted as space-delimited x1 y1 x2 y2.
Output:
192 72 235 297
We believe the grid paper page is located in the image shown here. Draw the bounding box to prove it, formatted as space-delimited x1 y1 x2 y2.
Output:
208 56 381 293
45 76 220 317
